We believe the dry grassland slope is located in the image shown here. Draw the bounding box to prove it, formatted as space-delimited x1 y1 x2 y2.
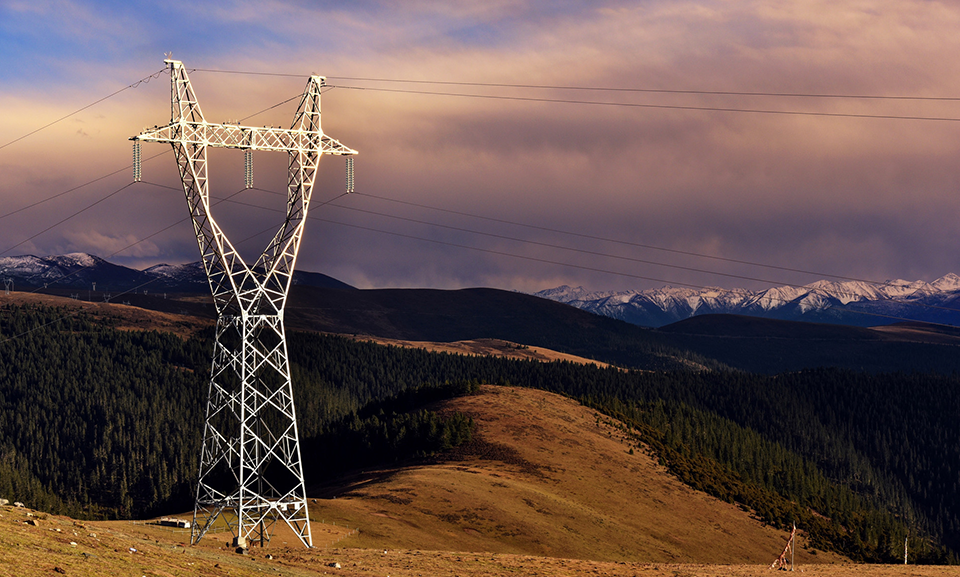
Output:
310 385 842 565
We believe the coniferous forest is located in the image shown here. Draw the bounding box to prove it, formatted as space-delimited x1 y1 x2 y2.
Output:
1 303 959 563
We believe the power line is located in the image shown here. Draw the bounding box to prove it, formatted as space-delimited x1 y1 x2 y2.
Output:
192 68 304 79
0 83 302 224
0 68 166 152
4 181 956 341
0 83 307 261
212 190 352 252
0 311 87 345
237 87 336 123
6 66 954 277
322 202 960 316
11 156 956 328
329 84 960 123
350 192 914 292
1 182 136 257
4 133 952 319
212 189 960 317
0 81 301 224
1 84 317 287
239 94 304 123
330 202 793 285
12 184 343 296
85 185 257 299
191 67 960 102
5 65 959 331
327 78 960 102
307 214 960 328
0 86 348 342
0 150 169 222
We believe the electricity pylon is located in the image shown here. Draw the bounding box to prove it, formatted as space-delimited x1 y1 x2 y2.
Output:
132 59 357 548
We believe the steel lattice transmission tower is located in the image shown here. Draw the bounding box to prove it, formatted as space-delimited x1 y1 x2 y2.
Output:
132 59 357 548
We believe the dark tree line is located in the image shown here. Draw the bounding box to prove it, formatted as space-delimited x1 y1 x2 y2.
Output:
303 381 478 482
0 305 476 519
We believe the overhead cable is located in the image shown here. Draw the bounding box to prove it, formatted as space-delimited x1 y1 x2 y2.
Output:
351 192 916 291
214 189 960 317
325 77 960 102
0 185 258 343
0 150 169 222
0 68 167 151
329 84 960 123
1 182 136 257
307 214 959 328
190 67 960 102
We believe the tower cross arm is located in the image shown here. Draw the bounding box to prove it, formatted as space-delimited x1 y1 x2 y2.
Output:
132 122 358 155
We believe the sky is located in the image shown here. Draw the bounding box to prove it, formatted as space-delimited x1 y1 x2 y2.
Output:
3 1 960 293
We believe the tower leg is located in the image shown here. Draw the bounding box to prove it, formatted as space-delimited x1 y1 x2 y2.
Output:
191 315 312 547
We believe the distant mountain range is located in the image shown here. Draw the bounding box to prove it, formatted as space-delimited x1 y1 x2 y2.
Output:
9 253 960 374
8 252 960 331
0 253 353 294
535 275 960 327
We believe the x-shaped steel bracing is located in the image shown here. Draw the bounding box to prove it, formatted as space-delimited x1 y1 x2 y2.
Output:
133 60 356 548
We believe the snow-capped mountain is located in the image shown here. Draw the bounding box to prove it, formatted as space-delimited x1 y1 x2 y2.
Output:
141 261 209 291
0 253 353 293
535 274 960 328
0 253 153 291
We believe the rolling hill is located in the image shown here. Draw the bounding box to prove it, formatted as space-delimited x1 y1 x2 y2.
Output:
0 386 849 576
14 277 960 375
285 286 960 374
308 385 838 564
653 314 960 373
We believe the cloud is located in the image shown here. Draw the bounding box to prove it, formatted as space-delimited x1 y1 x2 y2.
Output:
4 1 960 294
61 230 160 259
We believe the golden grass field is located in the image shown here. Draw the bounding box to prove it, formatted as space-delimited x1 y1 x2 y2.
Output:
1 507 950 577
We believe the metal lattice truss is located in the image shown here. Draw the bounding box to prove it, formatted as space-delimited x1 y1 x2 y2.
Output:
132 59 356 549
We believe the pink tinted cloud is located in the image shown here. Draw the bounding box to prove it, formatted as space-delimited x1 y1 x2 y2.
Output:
4 1 960 292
